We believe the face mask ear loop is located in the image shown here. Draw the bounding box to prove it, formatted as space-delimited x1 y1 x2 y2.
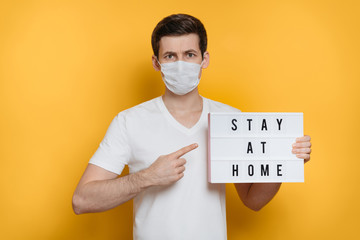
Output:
200 53 206 68
155 56 162 69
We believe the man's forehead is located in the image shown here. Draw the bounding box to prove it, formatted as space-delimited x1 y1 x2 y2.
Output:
159 33 200 53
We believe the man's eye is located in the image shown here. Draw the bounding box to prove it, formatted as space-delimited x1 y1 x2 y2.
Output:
188 53 194 57
166 55 173 59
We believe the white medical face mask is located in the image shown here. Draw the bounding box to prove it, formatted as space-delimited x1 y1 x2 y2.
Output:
157 59 203 95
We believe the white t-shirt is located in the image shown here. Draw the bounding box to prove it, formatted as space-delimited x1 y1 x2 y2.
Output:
89 96 240 240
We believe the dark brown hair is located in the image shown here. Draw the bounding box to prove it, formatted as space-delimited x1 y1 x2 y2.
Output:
151 14 207 59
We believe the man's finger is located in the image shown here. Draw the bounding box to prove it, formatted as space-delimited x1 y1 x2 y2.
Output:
296 153 310 161
292 148 312 154
175 158 186 167
292 142 312 148
171 143 198 158
296 135 311 142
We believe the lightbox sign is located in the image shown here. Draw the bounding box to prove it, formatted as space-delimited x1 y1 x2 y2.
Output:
208 113 304 183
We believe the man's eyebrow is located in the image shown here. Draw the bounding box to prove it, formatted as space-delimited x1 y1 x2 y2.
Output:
184 49 198 53
162 51 177 56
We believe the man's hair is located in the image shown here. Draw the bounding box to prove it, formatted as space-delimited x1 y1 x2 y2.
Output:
151 14 207 59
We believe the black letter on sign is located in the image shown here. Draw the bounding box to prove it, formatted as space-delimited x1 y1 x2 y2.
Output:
276 118 283 131
277 164 283 176
232 164 239 177
247 142 253 154
261 164 269 176
261 141 266 153
247 119 252 131
248 164 254 176
261 119 268 131
231 119 237 131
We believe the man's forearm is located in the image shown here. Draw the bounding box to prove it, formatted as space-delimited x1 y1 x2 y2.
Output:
235 183 282 211
72 169 152 214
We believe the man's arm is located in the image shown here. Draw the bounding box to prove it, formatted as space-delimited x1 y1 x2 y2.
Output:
234 135 312 211
72 164 150 214
72 143 198 215
234 183 281 211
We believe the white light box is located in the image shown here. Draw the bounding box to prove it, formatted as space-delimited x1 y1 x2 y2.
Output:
208 112 304 183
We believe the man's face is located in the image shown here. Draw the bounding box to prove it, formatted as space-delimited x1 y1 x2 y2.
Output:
158 33 203 64
152 33 209 76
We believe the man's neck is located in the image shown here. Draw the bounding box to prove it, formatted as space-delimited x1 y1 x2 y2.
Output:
162 88 202 113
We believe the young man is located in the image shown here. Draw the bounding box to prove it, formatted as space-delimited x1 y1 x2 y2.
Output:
72 14 312 239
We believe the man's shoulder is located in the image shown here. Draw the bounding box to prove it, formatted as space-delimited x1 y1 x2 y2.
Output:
117 96 161 117
109 97 161 127
205 97 241 113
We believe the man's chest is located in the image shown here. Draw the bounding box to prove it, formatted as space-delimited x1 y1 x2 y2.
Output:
168 109 202 129
126 120 208 173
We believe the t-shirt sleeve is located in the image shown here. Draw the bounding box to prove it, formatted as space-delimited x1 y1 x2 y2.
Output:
89 112 132 175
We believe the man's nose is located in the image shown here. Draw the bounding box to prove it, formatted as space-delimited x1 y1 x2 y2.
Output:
178 55 186 61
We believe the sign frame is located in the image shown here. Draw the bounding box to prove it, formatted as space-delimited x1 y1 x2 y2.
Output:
208 112 304 183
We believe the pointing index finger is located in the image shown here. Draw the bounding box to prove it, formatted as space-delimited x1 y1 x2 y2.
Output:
172 143 198 158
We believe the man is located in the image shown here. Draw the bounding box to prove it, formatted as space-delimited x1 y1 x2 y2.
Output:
72 14 312 239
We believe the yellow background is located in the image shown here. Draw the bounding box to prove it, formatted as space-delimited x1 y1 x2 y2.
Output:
1 0 359 239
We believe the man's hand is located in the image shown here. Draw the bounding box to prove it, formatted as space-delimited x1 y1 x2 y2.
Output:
292 135 312 163
145 143 198 186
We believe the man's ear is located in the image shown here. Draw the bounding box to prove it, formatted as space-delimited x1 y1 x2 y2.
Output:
198 51 210 79
202 51 210 69
152 55 161 71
